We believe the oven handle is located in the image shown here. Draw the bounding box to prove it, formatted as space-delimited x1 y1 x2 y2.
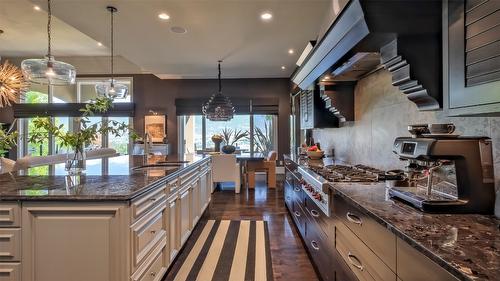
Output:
346 212 363 225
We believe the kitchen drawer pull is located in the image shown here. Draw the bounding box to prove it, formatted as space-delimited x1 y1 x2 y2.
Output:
286 196 291 201
346 212 362 225
150 230 156 235
294 211 301 217
294 187 301 192
310 210 320 217
311 240 320 251
150 271 157 277
347 252 364 271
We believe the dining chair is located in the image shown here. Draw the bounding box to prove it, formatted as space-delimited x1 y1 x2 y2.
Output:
245 151 277 189
211 154 241 193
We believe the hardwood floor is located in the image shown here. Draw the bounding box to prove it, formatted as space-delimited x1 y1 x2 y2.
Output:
163 175 320 281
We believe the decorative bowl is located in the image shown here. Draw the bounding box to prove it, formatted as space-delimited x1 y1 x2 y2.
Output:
306 150 324 160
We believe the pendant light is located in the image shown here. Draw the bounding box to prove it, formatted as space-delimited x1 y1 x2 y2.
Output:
202 61 235 121
21 0 76 85
95 6 128 99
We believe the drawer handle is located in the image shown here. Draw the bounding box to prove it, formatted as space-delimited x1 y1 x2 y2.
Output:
311 240 320 251
150 197 157 202
294 187 301 192
286 196 291 201
294 211 301 217
347 252 364 271
310 210 320 217
150 230 156 235
150 271 157 277
346 212 362 225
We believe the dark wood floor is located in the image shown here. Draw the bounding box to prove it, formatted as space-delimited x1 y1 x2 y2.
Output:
163 175 320 281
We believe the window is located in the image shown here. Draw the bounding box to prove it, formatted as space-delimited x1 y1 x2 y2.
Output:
179 114 277 155
19 78 133 160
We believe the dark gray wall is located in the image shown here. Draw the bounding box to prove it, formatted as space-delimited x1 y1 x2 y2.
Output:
132 74 291 158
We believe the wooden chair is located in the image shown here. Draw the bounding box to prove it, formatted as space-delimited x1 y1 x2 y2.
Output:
245 151 277 189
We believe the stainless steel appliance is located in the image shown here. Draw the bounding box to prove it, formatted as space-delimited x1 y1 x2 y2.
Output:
390 136 495 214
298 163 400 216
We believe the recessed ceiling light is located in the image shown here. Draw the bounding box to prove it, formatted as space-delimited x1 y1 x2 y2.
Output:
34 5 41 11
97 42 103 47
171 26 187 34
281 66 286 70
288 49 294 55
158 13 170 20
261 12 273 21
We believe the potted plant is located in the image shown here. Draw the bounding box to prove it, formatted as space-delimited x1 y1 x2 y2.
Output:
254 119 274 156
0 128 17 172
220 128 249 154
29 96 137 174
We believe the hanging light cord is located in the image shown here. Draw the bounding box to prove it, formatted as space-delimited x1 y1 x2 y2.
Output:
218 60 222 93
47 0 52 57
110 8 115 86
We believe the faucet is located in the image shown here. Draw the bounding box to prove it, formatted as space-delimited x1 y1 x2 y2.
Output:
144 133 152 156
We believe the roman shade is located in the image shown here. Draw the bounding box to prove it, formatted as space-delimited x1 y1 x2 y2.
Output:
175 97 278 116
13 103 135 118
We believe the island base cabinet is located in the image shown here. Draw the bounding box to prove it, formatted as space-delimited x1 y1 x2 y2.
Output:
179 188 192 246
167 195 180 262
21 203 129 281
0 263 21 281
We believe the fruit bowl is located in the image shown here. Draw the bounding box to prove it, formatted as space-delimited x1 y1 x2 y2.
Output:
306 150 324 160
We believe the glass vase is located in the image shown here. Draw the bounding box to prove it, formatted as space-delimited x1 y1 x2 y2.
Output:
65 148 86 175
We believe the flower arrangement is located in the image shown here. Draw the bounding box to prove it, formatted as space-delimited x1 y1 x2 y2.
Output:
221 128 249 146
0 128 17 158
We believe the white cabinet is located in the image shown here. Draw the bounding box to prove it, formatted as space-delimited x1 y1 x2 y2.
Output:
179 187 192 246
21 203 129 281
167 194 180 262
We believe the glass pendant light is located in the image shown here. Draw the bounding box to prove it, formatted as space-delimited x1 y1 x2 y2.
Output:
202 61 235 121
21 0 76 85
95 6 128 99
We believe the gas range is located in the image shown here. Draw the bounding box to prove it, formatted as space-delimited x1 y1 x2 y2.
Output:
297 163 398 217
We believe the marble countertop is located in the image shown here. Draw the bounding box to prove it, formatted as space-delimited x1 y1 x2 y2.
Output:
0 154 209 201
284 154 499 281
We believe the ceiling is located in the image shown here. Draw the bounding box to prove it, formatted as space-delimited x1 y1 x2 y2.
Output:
2 0 331 78
0 0 108 57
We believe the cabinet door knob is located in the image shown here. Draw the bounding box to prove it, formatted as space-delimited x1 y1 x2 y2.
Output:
294 211 301 217
150 271 157 277
347 252 364 271
346 212 362 225
310 210 320 217
311 240 320 251
150 230 156 235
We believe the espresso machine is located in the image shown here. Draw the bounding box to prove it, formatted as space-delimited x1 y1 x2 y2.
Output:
389 136 495 214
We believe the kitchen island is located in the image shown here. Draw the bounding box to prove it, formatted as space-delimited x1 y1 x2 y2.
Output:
0 154 212 281
284 154 499 281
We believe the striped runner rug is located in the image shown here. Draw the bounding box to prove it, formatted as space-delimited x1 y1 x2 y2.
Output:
166 220 274 281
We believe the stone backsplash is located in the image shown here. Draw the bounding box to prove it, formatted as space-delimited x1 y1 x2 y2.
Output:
313 69 500 204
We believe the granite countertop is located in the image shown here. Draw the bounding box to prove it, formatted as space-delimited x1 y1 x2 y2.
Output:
284 154 499 281
0 154 209 201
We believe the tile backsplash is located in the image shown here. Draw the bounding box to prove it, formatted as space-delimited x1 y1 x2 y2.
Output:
313 69 500 208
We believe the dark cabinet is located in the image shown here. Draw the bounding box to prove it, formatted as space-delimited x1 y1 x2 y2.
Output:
447 0 500 116
299 86 339 129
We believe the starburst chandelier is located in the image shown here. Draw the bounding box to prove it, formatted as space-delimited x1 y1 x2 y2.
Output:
95 6 128 99
21 0 76 85
202 61 235 121
0 60 29 107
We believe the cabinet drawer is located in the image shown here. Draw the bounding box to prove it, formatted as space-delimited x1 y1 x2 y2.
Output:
0 263 20 281
291 184 304 204
0 204 20 228
397 238 459 281
291 201 306 237
333 195 396 271
305 222 334 281
131 203 167 271
131 239 167 281
132 186 166 220
336 222 396 281
304 196 332 238
0 229 20 262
